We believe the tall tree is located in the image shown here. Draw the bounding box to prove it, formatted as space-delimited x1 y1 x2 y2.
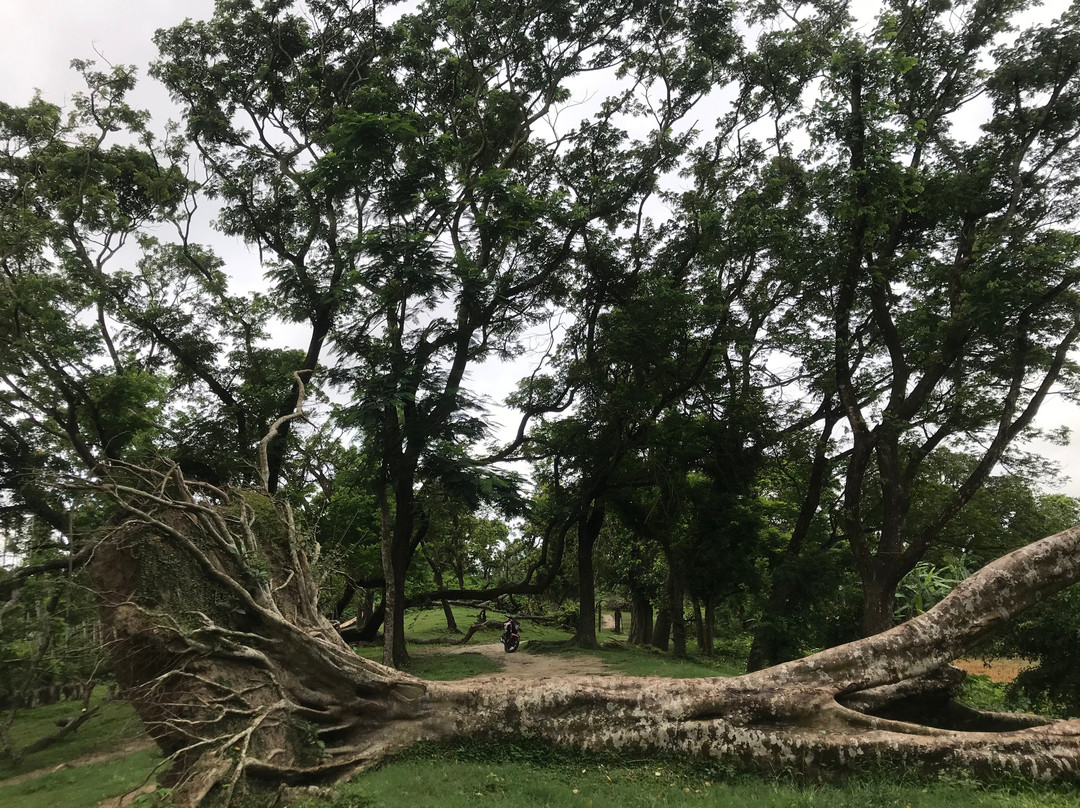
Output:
154 0 731 666
733 0 1080 635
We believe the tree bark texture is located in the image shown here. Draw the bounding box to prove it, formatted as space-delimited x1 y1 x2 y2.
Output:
628 594 652 645
573 505 605 649
86 470 1080 806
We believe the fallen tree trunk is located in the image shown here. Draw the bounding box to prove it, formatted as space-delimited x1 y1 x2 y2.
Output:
84 465 1080 806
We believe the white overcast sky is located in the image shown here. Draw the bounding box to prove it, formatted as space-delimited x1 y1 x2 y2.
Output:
2 0 1079 496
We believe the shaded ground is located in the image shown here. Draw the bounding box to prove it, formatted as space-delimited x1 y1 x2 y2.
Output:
425 640 610 679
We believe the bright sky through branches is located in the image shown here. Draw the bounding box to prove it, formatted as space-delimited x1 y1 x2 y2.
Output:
3 0 1079 495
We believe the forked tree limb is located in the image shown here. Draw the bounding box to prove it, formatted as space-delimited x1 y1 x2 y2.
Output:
257 370 311 493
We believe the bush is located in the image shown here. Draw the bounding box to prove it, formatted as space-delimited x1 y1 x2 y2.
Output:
1000 581 1080 718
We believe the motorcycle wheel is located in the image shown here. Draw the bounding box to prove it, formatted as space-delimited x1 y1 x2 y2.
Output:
504 635 519 653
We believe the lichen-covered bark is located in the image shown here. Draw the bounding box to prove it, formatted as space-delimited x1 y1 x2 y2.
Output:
86 467 1080 806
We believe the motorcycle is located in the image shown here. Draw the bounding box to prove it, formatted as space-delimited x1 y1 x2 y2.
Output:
500 615 520 653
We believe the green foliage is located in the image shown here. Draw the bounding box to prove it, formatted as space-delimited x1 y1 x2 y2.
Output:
1003 582 1080 718
894 559 970 622
957 674 1013 714
0 538 108 711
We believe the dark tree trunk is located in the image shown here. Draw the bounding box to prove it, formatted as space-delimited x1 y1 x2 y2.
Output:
692 597 704 652
84 466 1080 807
651 573 676 652
628 594 652 645
360 589 375 625
430 565 459 633
748 410 837 670
746 576 793 672
652 607 671 651
573 505 605 649
333 579 357 622
347 601 384 644
702 596 715 658
670 571 687 658
613 609 622 635
861 565 900 637
381 475 420 668
384 547 409 667
441 600 459 634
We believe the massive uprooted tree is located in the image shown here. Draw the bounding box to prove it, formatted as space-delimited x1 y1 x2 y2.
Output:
81 458 1080 807
7 0 1080 803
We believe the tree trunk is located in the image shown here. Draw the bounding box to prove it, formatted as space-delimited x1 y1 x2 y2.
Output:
628 594 652 645
652 574 674 651
692 596 705 650
332 579 357 622
861 567 899 637
748 410 837 670
652 608 671 651
430 565 459 634
380 477 419 668
573 505 604 649
360 589 375 625
746 574 795 671
702 596 715 658
86 469 1080 806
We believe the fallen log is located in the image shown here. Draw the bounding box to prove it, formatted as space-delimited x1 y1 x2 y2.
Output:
83 465 1080 806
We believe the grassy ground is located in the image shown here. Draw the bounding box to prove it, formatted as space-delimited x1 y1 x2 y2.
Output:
0 690 164 808
0 746 163 808
301 739 1080 808
0 692 150 778
3 609 1076 808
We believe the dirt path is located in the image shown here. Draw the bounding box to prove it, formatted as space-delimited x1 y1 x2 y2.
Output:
420 640 610 680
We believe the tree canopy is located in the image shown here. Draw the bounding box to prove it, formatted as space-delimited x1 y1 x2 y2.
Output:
4 0 1080 802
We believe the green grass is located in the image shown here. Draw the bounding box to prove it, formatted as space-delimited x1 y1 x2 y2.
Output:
0 745 164 808
587 642 744 678
295 739 1080 808
0 691 149 779
0 690 165 808
401 605 505 639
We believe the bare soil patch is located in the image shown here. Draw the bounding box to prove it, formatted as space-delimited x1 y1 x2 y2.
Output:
421 640 609 679
952 657 1032 683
